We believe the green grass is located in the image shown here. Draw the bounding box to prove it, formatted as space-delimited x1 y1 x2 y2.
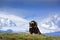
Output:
0 32 60 40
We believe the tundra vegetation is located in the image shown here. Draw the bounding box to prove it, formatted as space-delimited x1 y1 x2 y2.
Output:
0 32 60 40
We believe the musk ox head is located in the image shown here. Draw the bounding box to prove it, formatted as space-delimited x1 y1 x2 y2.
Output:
29 20 37 28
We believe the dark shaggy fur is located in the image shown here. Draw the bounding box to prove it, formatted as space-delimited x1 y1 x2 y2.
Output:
29 21 41 34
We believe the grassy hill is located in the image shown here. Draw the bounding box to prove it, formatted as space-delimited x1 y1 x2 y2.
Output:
0 32 60 40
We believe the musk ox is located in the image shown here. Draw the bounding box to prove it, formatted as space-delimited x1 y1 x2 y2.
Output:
29 20 41 34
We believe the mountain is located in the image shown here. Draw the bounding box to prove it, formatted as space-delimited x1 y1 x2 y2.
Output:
45 31 60 36
0 14 60 36
0 17 16 27
39 15 60 33
0 14 29 33
6 29 13 32
0 30 5 32
0 29 13 32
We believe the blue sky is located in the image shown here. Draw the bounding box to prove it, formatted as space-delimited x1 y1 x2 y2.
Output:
0 0 60 34
0 0 60 19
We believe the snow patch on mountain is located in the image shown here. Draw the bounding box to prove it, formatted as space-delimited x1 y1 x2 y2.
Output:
0 17 16 27
0 13 60 34
0 14 29 32
39 14 60 33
